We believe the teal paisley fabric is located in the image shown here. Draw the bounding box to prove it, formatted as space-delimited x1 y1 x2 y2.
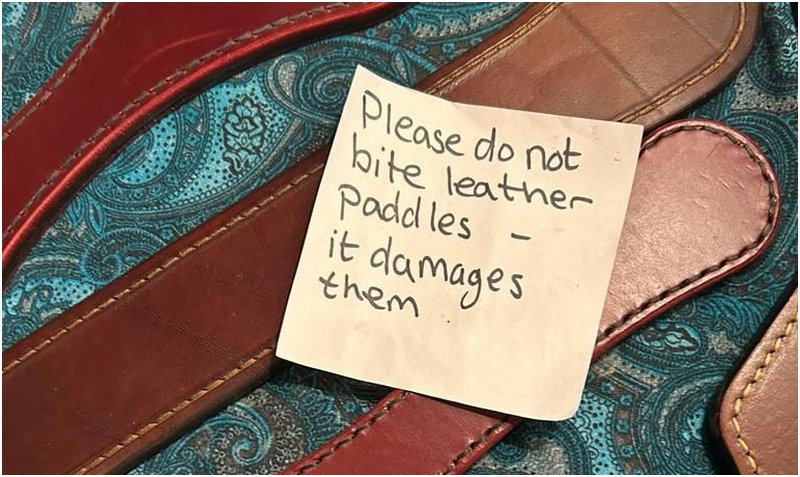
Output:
2 2 102 123
469 4 798 474
2 3 797 474
2 2 523 473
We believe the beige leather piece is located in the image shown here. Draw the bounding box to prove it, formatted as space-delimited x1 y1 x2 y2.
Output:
719 289 798 475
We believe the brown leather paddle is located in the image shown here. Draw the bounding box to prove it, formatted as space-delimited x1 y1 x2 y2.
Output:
284 119 779 474
3 3 762 474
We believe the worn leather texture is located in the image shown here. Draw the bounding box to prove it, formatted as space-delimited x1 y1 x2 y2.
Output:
283 120 780 475
285 2 764 472
1 2 403 281
718 289 798 475
2 3 764 474
3 4 796 474
2 118 779 475
422 2 758 127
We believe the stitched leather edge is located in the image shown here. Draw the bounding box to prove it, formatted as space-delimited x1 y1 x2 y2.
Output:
1 4 119 138
283 120 780 475
75 346 276 474
424 3 560 95
1 163 324 375
597 123 779 340
618 3 747 122
730 313 798 474
431 121 780 476
293 391 410 474
440 416 511 475
2 2 351 241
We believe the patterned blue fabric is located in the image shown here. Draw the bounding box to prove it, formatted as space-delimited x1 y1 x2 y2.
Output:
2 3 523 473
468 3 798 474
2 3 101 123
2 3 796 474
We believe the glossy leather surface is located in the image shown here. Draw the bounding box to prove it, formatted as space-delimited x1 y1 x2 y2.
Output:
719 289 798 475
3 119 779 475
285 2 763 472
1 2 403 282
282 120 780 475
2 2 763 474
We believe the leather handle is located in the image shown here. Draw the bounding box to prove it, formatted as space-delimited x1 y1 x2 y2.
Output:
282 120 780 475
2 3 761 474
1 2 405 281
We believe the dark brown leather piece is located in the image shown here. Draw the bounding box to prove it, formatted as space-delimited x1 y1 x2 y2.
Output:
2 119 779 475
1 2 404 282
719 289 798 475
2 3 762 474
2 157 325 474
282 120 780 475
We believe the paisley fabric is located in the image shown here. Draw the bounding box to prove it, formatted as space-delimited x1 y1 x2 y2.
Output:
2 2 522 473
2 2 102 123
2 3 797 474
468 3 799 474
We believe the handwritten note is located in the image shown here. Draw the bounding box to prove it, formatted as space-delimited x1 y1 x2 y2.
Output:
276 66 643 420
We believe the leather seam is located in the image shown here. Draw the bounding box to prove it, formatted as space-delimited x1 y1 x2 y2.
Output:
440 416 510 475
73 345 276 474
619 2 747 122
429 122 777 475
1 163 324 375
2 2 350 241
597 123 778 340
425 2 747 127
2 4 119 138
730 314 798 474
293 391 410 474
425 3 560 95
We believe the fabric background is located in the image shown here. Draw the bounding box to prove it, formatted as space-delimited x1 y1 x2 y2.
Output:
2 3 797 474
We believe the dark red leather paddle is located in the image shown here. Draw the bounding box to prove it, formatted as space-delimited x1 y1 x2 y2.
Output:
1 2 404 282
2 3 765 474
283 119 780 475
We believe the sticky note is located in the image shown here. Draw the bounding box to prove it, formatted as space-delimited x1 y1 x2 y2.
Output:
277 66 643 420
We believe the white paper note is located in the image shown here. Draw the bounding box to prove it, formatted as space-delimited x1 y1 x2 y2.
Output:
277 66 643 420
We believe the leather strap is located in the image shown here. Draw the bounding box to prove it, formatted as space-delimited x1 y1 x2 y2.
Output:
1 2 404 281
2 154 326 474
3 3 762 474
718 288 797 474
283 2 765 472
281 120 780 475
2 119 779 475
